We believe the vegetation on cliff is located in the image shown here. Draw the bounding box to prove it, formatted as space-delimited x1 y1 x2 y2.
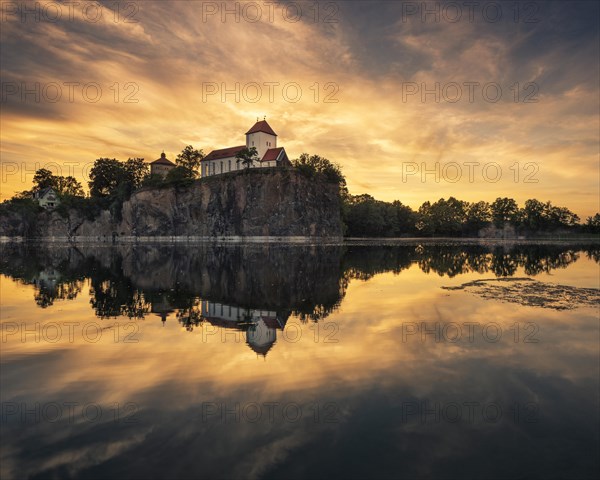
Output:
1 148 599 238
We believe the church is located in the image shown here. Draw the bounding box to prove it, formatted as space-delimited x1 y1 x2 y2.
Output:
201 119 290 177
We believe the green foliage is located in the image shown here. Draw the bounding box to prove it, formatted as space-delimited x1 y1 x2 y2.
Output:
464 201 492 235
142 173 165 188
5 153 592 239
88 158 125 197
417 197 467 236
55 176 84 197
33 168 55 190
176 146 204 178
491 197 519 227
0 197 42 236
31 168 84 198
583 213 600 234
518 199 580 233
55 196 110 221
165 166 194 186
343 194 416 237
292 153 346 189
235 147 259 169
124 158 150 190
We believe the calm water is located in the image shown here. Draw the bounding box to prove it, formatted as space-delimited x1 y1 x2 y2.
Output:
1 242 599 480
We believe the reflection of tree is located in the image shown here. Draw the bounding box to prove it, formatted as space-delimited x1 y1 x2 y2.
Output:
34 279 84 308
586 248 600 264
1 242 596 325
176 298 203 332
489 251 519 277
89 279 150 319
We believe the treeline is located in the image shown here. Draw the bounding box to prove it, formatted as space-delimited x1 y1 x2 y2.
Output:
343 194 600 237
2 146 204 221
3 149 599 237
290 153 599 237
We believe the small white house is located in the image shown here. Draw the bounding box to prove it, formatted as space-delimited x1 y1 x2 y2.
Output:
33 187 60 209
201 119 290 177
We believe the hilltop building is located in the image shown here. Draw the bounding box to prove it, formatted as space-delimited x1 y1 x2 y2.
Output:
201 119 290 177
33 187 60 209
150 152 176 177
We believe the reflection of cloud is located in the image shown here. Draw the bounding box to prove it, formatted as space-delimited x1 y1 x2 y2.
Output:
1 247 599 478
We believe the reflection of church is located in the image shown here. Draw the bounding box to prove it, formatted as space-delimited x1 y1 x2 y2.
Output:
201 301 289 357
151 293 175 323
149 296 289 357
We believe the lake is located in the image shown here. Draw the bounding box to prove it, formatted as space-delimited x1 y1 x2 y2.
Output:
1 241 599 479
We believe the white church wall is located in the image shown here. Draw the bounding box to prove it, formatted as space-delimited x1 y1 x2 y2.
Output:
246 131 276 159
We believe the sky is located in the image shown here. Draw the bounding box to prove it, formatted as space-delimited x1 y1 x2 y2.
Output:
1 0 599 218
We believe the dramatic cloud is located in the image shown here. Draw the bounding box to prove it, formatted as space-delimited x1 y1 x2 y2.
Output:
1 0 598 216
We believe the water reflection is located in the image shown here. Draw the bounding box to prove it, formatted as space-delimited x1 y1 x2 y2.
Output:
1 242 598 313
1 242 597 356
0 241 598 479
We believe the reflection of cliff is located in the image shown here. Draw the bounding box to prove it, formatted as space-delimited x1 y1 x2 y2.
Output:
116 245 346 317
1 243 597 319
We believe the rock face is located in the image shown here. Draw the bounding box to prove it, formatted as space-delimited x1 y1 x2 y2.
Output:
1 170 344 238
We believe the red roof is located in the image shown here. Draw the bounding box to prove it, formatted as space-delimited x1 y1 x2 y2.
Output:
151 153 175 166
203 145 246 162
261 316 285 329
261 147 284 162
246 120 277 136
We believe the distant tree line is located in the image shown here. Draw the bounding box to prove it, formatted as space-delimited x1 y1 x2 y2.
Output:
343 194 598 237
290 153 600 237
2 149 599 236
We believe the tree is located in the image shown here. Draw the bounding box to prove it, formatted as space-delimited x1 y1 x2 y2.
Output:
176 146 204 178
32 168 84 197
545 202 579 229
124 158 150 190
55 176 84 197
88 158 125 197
235 147 259 169
521 199 546 231
292 153 346 189
415 198 467 236
32 168 56 191
465 201 491 234
491 197 519 227
165 166 194 185
583 213 600 234
142 173 165 188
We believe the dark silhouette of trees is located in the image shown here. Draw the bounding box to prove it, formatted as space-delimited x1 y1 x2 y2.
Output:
89 158 125 197
31 168 84 197
343 194 416 237
292 153 346 190
491 197 520 228
175 146 204 178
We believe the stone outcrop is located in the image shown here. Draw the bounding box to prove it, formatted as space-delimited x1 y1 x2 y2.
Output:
0 170 344 239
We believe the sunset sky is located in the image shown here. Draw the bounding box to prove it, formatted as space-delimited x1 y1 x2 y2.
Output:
1 0 598 217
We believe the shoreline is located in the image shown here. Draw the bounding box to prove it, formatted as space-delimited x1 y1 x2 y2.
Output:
1 235 598 245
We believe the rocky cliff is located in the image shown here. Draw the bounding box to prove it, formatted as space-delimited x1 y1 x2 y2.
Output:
0 169 344 238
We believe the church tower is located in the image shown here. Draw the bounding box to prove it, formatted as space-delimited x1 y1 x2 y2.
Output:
245 118 277 160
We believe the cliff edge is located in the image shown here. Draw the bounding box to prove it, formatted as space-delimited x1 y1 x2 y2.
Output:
0 169 344 239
